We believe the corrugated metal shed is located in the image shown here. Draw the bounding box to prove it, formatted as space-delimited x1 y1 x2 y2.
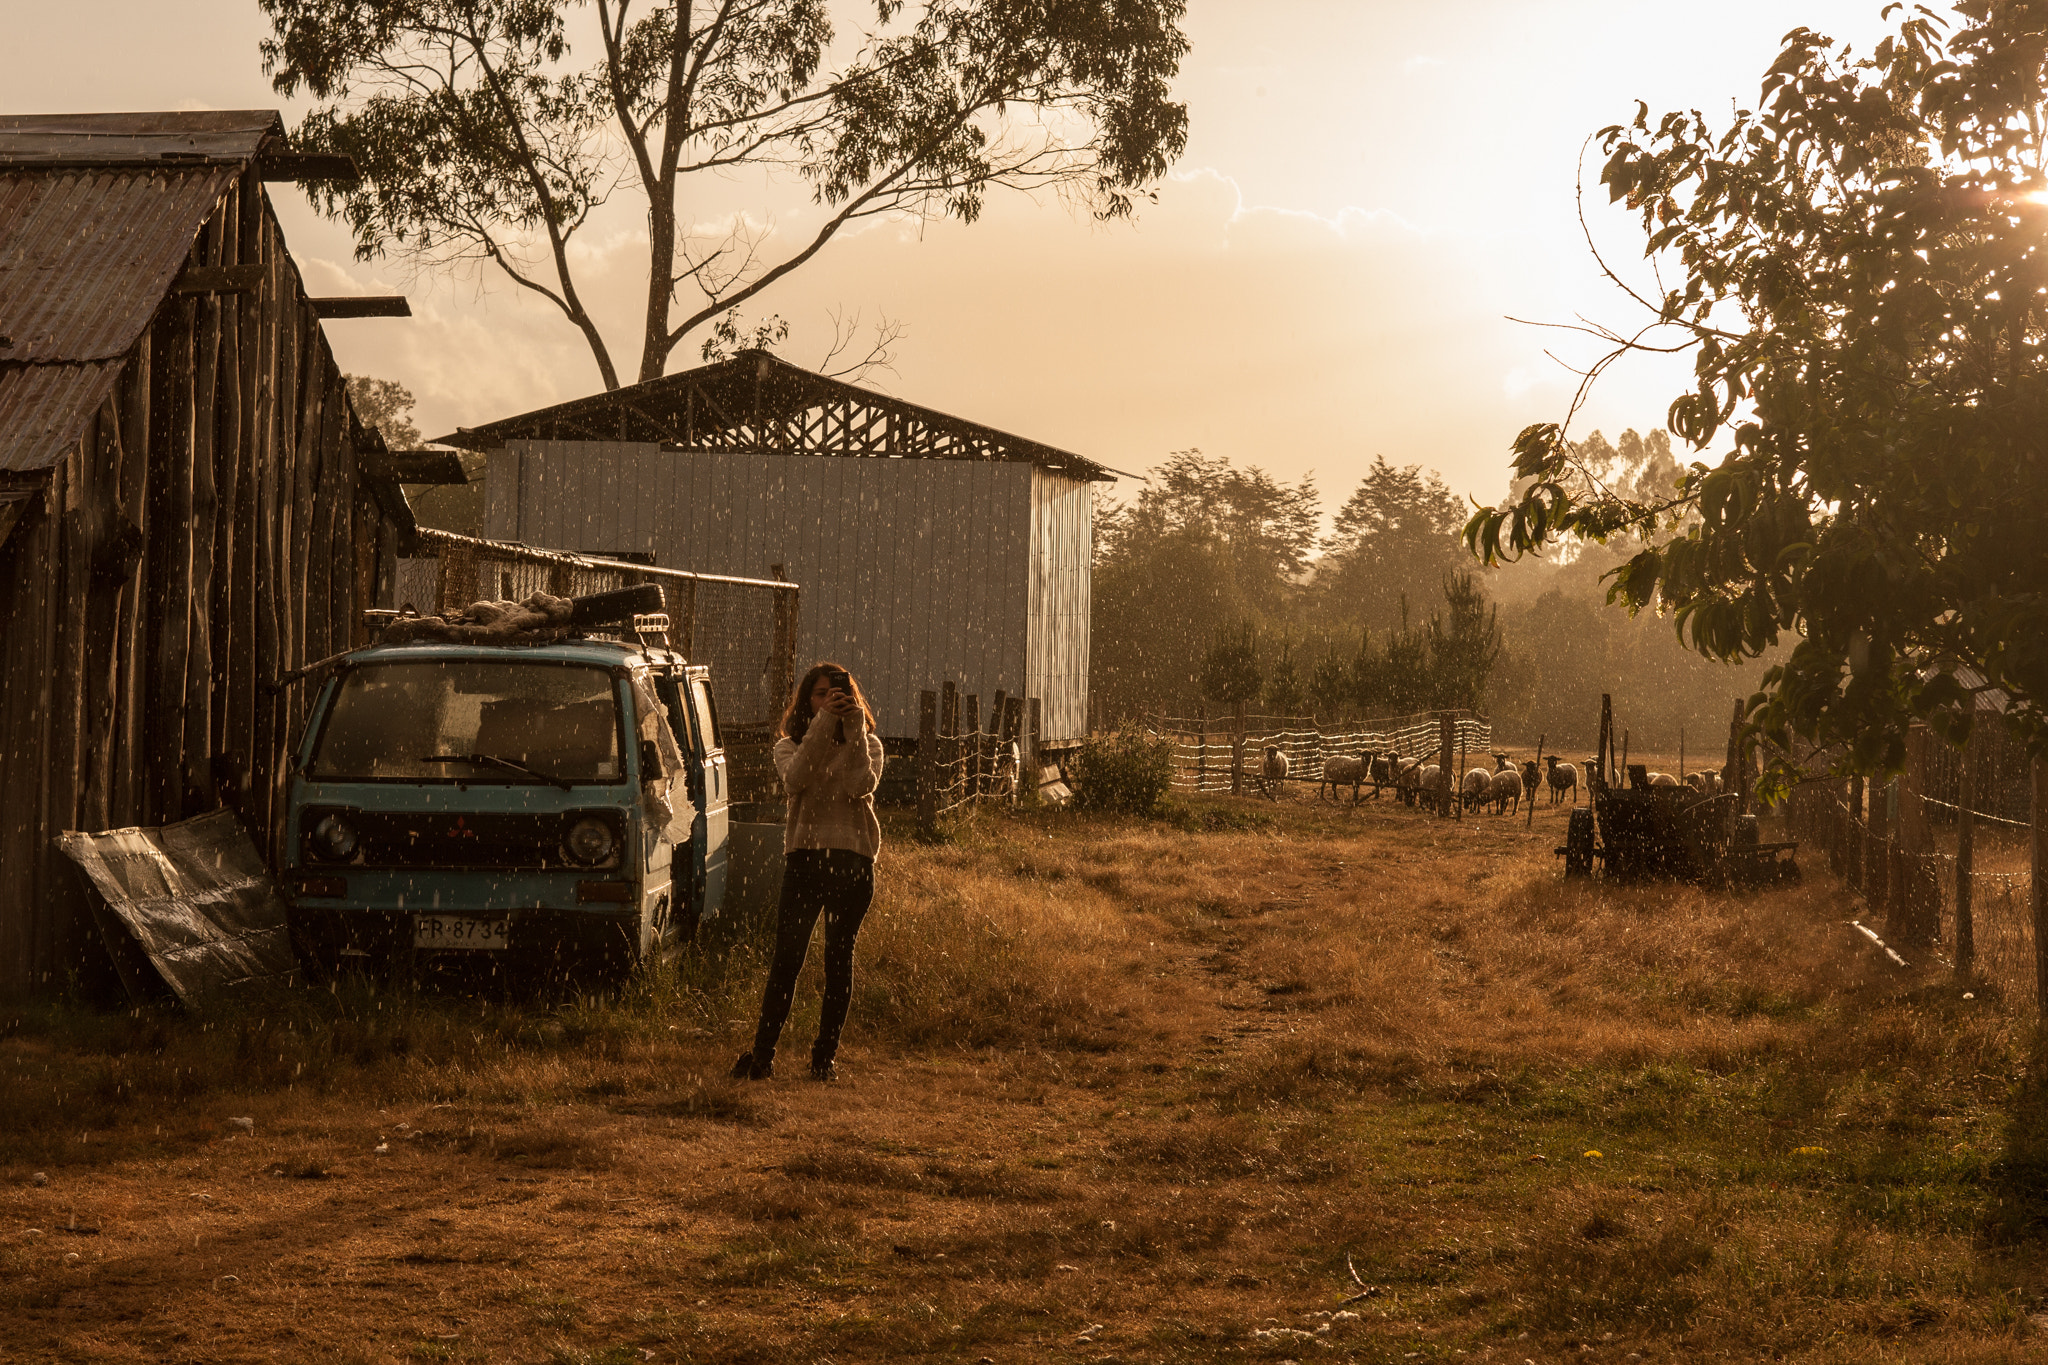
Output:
0 167 240 362
483 442 1096 744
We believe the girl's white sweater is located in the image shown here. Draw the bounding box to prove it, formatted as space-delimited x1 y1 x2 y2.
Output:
772 712 886 858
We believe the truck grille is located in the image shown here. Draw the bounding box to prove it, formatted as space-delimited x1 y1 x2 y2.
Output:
300 809 623 871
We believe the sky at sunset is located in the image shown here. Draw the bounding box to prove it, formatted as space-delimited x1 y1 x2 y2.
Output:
5 0 1894 514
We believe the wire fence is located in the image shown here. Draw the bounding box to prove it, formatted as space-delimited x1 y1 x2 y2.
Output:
910 682 1035 831
1144 710 1494 795
1781 718 2041 1013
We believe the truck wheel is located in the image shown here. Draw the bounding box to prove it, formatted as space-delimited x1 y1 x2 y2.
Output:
1563 806 1596 879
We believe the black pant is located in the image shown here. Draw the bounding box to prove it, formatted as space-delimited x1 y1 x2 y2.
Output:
748 849 874 1068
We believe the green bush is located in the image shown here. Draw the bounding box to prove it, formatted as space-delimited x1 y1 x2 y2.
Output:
1070 731 1176 815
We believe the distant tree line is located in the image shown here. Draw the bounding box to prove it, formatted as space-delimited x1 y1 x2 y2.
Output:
1093 435 1779 749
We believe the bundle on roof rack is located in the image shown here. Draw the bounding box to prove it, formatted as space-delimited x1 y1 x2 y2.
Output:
377 584 667 645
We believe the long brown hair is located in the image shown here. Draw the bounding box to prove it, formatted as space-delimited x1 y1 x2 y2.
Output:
780 661 876 742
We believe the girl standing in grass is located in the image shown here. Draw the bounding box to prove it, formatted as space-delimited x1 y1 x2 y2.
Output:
732 663 886 1082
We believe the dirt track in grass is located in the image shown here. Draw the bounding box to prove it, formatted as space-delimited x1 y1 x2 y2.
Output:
4 785 2047 1364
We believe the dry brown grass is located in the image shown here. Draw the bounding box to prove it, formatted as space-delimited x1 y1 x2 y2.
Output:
3 789 2046 1364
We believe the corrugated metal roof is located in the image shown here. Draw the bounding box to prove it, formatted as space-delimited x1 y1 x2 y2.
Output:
0 359 127 473
0 110 282 167
0 166 236 362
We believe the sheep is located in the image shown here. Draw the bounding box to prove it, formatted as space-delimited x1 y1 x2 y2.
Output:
1259 744 1290 799
1520 758 1541 806
1416 763 1450 809
1461 766 1493 811
1488 756 1524 815
1393 755 1426 806
1646 771 1679 789
1319 752 1369 805
1544 755 1579 806
1366 750 1400 800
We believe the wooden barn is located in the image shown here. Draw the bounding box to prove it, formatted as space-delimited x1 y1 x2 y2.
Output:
444 350 1113 745
0 111 426 999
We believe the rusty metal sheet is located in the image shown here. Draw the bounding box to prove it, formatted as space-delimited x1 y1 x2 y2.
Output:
0 110 281 166
56 809 299 1009
0 166 236 365
0 358 127 474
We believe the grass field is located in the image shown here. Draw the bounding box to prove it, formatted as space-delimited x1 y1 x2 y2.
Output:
4 784 2047 1364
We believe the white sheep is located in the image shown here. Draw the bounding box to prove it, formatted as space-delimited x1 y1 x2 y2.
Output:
1545 755 1579 806
1416 763 1450 808
1461 766 1493 811
1320 752 1368 805
1488 755 1524 815
1260 744 1290 799
1646 771 1679 789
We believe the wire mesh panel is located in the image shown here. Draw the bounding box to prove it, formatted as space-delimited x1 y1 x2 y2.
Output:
1147 711 1494 794
404 528 799 803
1784 719 2039 1014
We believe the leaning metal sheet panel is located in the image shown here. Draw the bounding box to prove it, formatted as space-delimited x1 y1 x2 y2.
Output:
55 809 299 1010
0 167 236 363
0 357 127 474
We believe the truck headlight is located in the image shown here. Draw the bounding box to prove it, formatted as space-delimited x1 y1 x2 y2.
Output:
564 817 616 866
310 813 358 862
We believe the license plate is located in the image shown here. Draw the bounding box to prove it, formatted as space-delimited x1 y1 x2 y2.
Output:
413 915 509 950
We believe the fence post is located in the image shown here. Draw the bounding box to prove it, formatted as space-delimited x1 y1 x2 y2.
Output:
917 690 938 839
1956 732 1976 979
2033 754 2048 1013
1893 725 1937 946
1865 776 1892 914
1231 699 1247 796
965 693 980 798
1437 714 1455 818
1025 697 1042 803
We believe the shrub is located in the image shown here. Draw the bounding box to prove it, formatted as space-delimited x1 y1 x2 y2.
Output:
1071 731 1175 815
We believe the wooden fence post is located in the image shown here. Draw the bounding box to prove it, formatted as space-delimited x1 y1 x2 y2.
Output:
1956 732 1976 979
1231 699 1247 796
1865 775 1892 914
1893 725 1937 946
965 693 980 798
1437 714 1455 817
2033 754 2048 1013
1846 777 1865 892
1025 697 1042 804
917 689 938 839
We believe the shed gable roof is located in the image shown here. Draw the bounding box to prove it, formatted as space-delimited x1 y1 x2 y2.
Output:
0 113 277 475
438 349 1116 482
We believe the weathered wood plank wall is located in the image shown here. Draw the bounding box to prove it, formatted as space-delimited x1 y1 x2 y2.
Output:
0 166 403 1000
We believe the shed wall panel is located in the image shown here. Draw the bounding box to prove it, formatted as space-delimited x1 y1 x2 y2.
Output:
497 443 1054 738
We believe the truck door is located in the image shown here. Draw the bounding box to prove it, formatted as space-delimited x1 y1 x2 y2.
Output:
652 671 708 937
687 674 729 921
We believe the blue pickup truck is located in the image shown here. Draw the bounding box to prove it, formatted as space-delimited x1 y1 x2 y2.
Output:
281 609 729 985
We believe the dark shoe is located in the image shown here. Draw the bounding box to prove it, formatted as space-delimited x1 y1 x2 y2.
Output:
808 1058 837 1083
731 1050 772 1081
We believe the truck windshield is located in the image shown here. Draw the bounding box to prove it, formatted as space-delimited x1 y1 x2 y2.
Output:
308 661 624 784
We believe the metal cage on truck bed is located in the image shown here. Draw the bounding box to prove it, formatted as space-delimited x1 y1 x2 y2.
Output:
395 528 798 804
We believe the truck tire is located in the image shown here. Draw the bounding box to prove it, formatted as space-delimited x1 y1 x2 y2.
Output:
1564 806 1596 879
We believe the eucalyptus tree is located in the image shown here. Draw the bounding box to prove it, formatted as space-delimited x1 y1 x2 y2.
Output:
1467 2 2048 774
260 0 1189 389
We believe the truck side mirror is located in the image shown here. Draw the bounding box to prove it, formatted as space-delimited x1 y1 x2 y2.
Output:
639 738 663 779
